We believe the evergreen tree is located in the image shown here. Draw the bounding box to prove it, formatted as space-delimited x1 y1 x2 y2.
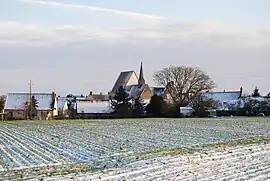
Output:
111 86 133 117
132 97 146 117
25 95 39 119
245 99 268 116
0 97 4 112
146 95 164 117
252 87 261 97
51 92 56 109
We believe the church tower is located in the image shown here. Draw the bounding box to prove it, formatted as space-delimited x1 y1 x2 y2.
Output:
138 61 145 87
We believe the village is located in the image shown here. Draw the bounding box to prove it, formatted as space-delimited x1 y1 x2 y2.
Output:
1 62 270 120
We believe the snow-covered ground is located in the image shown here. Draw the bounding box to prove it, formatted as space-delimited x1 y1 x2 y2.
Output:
0 118 269 180
46 142 270 180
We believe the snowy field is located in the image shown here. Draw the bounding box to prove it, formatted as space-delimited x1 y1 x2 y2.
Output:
0 118 269 180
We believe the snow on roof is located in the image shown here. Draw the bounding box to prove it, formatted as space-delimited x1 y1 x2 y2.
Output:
111 71 136 95
201 91 241 101
125 84 149 99
4 92 53 110
76 100 113 114
151 87 165 96
201 91 243 111
246 97 270 105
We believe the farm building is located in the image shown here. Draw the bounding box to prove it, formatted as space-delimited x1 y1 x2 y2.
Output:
4 92 58 120
76 100 113 118
201 88 244 111
199 88 246 116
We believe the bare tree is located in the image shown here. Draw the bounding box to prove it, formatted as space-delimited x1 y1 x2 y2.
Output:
154 65 215 107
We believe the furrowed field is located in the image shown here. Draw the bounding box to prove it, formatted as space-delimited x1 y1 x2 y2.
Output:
0 118 269 180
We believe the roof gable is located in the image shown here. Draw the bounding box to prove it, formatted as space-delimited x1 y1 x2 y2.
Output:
4 92 53 110
111 71 138 95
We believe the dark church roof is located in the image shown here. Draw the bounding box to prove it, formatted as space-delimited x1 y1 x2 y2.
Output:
138 61 145 86
111 71 137 95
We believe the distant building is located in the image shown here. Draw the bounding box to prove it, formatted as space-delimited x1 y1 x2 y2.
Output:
151 87 166 97
87 92 109 102
56 97 69 116
110 62 153 101
76 100 113 117
4 92 58 120
200 87 244 111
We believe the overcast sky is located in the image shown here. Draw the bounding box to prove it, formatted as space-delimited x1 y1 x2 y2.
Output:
0 0 269 96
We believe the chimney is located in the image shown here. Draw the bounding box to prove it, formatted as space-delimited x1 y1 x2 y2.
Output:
89 91 93 96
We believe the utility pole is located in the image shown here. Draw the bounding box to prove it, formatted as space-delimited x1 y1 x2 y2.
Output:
28 80 34 119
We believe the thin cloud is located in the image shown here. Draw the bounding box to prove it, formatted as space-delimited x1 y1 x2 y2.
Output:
0 20 270 48
18 0 167 21
0 69 26 73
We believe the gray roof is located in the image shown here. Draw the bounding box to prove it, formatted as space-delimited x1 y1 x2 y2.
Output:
111 71 136 95
125 84 148 99
201 91 243 110
151 87 165 96
201 91 241 101
4 92 53 110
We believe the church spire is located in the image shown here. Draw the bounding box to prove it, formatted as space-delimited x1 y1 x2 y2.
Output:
138 61 145 86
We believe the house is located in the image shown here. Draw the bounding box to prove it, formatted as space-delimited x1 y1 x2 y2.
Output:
151 84 178 105
110 62 153 101
201 88 244 111
87 92 109 102
4 92 58 120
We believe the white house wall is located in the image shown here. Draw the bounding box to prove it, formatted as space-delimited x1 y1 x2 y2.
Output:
76 101 113 114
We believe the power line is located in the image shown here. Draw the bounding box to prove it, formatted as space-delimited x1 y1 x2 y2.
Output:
216 75 268 80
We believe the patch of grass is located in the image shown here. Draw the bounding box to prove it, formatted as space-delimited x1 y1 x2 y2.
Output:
135 135 270 157
0 157 5 168
199 135 270 149
137 147 199 157
0 163 96 180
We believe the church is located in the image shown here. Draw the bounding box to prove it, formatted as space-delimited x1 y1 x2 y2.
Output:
110 62 153 101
